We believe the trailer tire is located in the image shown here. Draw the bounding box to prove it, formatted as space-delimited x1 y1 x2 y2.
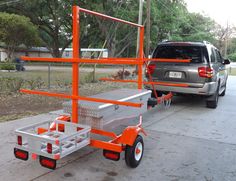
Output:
125 135 144 168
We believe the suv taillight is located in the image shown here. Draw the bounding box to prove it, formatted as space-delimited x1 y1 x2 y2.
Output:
198 67 213 78
147 64 156 75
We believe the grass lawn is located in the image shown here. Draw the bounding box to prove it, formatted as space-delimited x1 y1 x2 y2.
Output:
0 68 135 122
0 70 110 86
230 68 236 76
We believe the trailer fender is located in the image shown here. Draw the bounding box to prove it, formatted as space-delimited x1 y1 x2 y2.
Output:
119 126 147 146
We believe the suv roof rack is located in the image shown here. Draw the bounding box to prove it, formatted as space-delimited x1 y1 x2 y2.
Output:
161 39 170 43
203 41 211 45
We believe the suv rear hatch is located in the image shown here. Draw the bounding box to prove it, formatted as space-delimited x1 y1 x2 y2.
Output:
148 43 210 88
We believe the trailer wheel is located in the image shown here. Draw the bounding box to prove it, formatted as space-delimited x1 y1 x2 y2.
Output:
125 135 144 168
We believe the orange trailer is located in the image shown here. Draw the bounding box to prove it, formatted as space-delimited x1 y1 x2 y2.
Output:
14 5 186 170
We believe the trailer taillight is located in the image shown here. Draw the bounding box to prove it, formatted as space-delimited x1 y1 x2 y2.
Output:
198 67 213 78
39 156 57 170
47 143 52 154
147 64 156 75
14 148 28 161
103 150 120 161
17 136 22 145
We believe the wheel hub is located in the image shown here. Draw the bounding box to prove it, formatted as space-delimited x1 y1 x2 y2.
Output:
134 142 143 161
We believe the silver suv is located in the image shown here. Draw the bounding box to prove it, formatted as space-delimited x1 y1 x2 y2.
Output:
145 41 230 108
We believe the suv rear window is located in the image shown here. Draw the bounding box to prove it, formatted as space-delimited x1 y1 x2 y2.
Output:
153 46 204 63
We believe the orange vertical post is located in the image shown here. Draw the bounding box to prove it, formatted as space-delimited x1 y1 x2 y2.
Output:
138 26 144 89
72 6 80 123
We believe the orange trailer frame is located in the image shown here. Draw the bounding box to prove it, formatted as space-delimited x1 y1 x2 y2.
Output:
17 5 190 169
19 5 148 157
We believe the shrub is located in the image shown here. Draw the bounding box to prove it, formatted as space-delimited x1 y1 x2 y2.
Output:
111 70 131 80
0 63 15 71
0 77 24 93
55 79 71 88
84 72 97 83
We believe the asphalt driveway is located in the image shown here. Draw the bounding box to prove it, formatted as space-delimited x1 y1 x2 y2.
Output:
1 76 236 181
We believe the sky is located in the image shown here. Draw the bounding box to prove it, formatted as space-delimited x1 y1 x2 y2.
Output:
185 0 236 27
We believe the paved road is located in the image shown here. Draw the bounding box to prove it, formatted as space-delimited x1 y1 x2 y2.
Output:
1 76 236 181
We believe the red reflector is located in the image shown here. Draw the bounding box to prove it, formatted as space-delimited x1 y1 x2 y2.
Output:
14 148 28 161
32 153 37 160
105 152 119 159
47 143 52 154
147 64 156 75
103 150 120 161
198 67 213 78
41 159 54 168
39 156 57 170
17 136 22 145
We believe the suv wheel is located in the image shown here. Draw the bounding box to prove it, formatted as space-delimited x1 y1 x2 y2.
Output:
206 83 219 109
219 84 226 96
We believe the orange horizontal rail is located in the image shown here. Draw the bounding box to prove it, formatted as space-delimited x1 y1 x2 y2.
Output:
144 58 191 63
99 78 189 87
20 56 142 65
21 56 76 63
102 57 138 60
21 56 190 64
20 89 72 99
79 58 141 65
79 7 143 28
20 89 142 108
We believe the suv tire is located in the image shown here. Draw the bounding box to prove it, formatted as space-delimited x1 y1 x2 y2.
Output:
206 83 219 109
219 84 226 96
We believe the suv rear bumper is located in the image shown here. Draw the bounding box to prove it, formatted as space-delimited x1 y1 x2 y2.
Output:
144 81 217 96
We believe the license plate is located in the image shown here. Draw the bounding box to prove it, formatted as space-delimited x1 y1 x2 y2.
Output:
169 71 182 78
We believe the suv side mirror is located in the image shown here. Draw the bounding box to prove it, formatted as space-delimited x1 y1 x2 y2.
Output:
223 59 230 65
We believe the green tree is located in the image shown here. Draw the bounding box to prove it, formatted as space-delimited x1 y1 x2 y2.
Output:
3 0 139 57
2 0 222 58
228 53 236 62
149 0 217 52
181 13 217 42
3 0 75 58
0 12 40 61
85 0 139 57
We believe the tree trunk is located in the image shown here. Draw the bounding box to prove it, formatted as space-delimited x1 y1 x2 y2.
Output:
6 46 15 62
51 48 62 58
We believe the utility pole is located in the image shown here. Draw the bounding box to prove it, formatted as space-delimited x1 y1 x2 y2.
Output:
136 0 144 57
146 0 151 58
224 21 229 57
